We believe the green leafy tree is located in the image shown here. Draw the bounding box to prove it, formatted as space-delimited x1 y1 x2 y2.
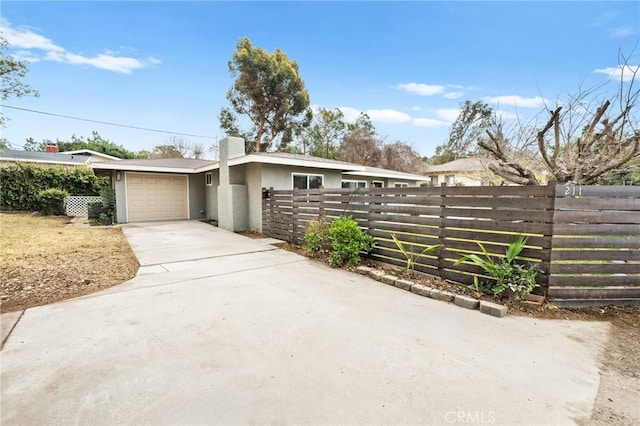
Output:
56 131 140 159
301 108 346 159
220 37 312 153
1 34 40 127
431 100 492 165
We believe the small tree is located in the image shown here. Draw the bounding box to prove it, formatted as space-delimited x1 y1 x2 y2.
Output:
220 37 312 153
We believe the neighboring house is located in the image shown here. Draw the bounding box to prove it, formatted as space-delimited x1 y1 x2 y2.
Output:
0 147 122 167
0 149 92 167
423 158 487 186
91 137 428 230
62 149 123 163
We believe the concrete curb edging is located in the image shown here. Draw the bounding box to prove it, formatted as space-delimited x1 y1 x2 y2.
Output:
356 266 508 318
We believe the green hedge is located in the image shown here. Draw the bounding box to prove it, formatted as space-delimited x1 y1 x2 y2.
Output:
0 162 109 211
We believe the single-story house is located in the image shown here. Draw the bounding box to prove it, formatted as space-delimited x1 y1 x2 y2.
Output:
423 157 487 186
92 136 428 231
0 147 122 167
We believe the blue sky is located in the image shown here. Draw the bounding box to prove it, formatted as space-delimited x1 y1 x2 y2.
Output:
1 1 638 159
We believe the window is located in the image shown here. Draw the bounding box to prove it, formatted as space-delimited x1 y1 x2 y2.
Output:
341 180 367 189
293 173 324 189
445 175 456 185
429 176 438 185
205 172 213 186
371 181 384 188
394 182 409 188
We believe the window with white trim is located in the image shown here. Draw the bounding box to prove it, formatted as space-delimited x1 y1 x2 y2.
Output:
371 180 384 188
394 182 409 188
445 174 456 185
429 176 438 185
341 180 367 189
205 172 213 186
293 173 324 189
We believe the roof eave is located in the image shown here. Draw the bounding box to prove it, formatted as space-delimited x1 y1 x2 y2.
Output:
231 154 365 171
91 163 199 174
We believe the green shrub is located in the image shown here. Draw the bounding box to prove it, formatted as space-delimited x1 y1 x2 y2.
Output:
302 215 331 254
0 163 108 211
454 234 539 301
327 216 375 267
87 202 104 219
37 188 70 215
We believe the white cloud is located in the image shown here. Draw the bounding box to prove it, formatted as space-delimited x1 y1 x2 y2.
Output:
435 108 460 122
397 82 446 96
365 109 411 124
336 106 361 122
611 26 636 38
484 95 549 108
494 109 519 120
13 50 41 63
412 118 448 128
0 19 158 74
0 19 64 52
443 91 463 99
594 65 640 82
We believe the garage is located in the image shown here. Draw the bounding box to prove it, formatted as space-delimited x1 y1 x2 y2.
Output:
126 172 188 222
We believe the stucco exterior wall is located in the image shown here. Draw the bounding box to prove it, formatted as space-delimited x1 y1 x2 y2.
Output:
246 163 263 231
115 172 127 223
205 170 220 220
261 164 343 190
189 173 206 220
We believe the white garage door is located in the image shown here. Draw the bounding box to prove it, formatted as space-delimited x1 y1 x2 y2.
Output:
126 173 188 222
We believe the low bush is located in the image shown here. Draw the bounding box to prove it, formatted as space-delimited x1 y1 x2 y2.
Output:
37 188 70 215
327 216 375 267
302 215 330 254
303 215 375 268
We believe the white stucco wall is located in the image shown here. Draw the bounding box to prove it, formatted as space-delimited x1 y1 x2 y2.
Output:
189 173 206 220
205 170 220 220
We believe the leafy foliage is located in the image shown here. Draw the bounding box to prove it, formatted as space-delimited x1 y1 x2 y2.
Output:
327 216 375 267
431 100 493 165
220 37 312 153
0 163 108 211
37 188 69 215
24 131 141 159
303 215 375 267
300 108 346 159
454 234 538 300
302 215 331 254
1 34 40 127
390 233 441 277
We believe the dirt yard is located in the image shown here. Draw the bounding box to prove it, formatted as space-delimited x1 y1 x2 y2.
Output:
0 213 139 313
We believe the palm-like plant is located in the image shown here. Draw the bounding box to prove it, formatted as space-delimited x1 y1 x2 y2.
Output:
454 234 530 297
391 233 441 277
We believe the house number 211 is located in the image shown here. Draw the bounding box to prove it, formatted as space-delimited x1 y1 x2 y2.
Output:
564 185 582 197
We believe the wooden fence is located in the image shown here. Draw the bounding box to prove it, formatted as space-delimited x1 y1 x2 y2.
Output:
262 183 640 307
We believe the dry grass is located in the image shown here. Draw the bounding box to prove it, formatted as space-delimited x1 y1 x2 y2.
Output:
1 213 139 312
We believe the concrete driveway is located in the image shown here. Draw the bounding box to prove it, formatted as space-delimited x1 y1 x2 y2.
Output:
1 221 609 425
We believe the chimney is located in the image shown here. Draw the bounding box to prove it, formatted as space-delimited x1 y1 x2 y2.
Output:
46 144 59 153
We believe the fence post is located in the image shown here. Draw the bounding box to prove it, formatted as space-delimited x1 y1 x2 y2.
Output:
437 182 448 280
292 188 300 244
319 186 325 218
540 180 558 296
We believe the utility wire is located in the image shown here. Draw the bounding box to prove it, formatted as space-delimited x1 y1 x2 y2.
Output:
2 105 218 140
